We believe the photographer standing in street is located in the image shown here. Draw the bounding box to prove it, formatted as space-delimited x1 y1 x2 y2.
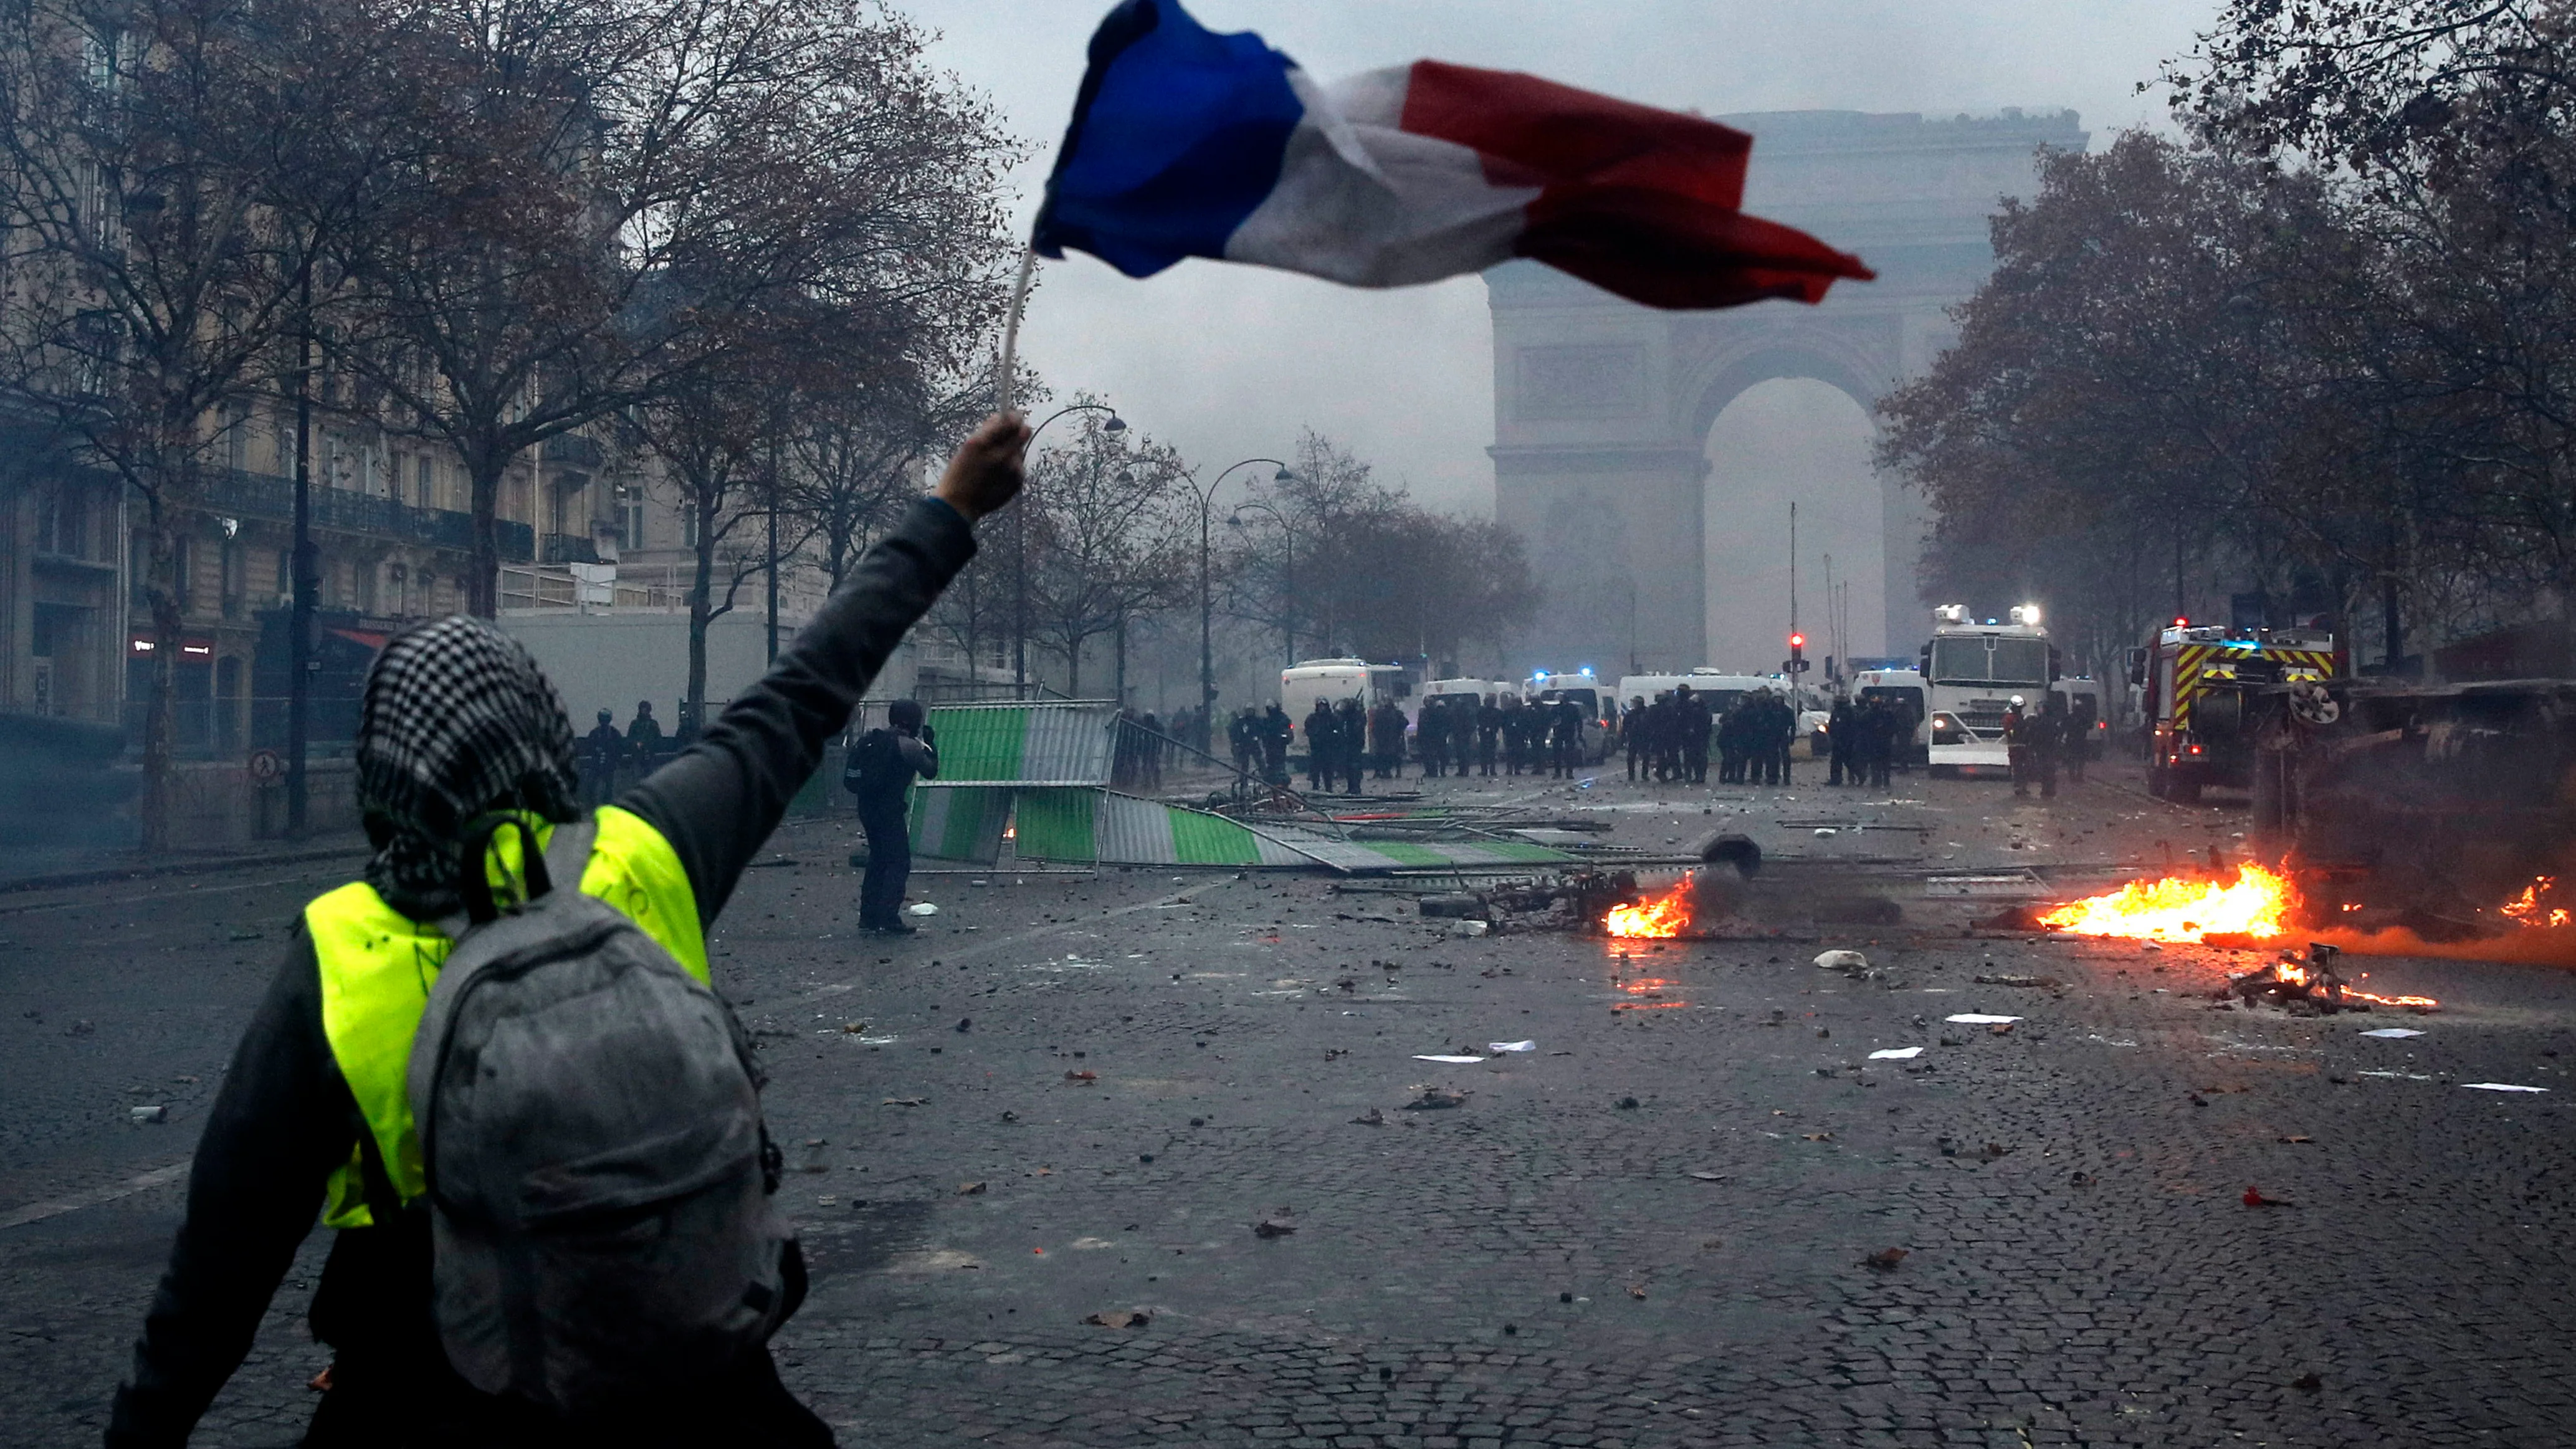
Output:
845 699 938 934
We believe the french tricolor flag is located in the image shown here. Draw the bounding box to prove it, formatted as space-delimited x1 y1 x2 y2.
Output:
1031 0 1874 310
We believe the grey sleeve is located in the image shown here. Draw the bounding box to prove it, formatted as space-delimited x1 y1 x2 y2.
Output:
619 497 977 922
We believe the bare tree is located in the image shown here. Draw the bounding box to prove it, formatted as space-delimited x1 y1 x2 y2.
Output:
318 0 1019 615
1024 412 1193 699
0 0 378 848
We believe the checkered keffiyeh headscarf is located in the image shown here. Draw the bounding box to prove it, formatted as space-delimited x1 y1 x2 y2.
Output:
356 615 580 916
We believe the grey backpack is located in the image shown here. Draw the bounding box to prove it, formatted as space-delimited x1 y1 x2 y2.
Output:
404 816 793 1417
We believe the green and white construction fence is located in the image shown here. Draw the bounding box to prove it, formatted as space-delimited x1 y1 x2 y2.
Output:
907 702 1574 874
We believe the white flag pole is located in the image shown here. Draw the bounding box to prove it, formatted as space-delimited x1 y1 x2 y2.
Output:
996 246 1036 415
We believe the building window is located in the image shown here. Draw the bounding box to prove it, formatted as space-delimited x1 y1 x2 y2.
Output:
224 405 250 473
221 539 244 619
619 487 645 550
416 457 434 509
681 500 701 549
355 558 377 615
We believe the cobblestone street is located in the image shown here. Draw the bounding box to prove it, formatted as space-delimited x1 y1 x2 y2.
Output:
7 762 2572 1447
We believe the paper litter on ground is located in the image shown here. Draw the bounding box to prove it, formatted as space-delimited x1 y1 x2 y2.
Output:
1413 1054 1485 1064
1867 1046 1924 1060
1486 1040 1536 1053
2462 1082 2549 1093
2359 1028 2425 1038
1944 1013 2023 1025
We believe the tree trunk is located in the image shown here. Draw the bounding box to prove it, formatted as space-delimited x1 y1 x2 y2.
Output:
468 457 505 617
689 501 717 734
1114 616 1127 707
1062 638 1080 699
140 496 182 854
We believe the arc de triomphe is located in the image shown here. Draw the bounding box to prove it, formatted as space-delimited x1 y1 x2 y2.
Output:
1487 108 2086 675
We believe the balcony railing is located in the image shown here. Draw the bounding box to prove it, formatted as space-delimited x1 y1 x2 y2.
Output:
541 533 601 565
198 468 535 562
541 434 604 469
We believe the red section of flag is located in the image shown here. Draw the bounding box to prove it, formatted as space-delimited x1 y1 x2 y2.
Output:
1396 59 1873 310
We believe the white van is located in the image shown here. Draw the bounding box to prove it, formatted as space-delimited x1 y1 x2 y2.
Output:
1279 658 1409 765
1523 669 1618 762
1850 667 1930 765
2051 676 2107 759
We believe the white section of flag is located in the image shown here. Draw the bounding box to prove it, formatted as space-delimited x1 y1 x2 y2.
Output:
1224 65 1538 288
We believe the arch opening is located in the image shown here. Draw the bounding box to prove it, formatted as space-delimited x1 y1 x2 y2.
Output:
1703 378 1888 675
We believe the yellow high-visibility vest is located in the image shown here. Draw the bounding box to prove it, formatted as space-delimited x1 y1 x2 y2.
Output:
305 806 705 1229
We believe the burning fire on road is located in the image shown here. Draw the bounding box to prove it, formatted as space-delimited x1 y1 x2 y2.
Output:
1605 877 1695 939
2036 863 2296 943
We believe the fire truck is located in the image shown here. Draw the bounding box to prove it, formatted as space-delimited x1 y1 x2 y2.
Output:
2134 621 2337 802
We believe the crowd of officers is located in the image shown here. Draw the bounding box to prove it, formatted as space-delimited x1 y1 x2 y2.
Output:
1223 693 1596 793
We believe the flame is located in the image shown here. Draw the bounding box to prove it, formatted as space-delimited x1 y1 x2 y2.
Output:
2501 876 2571 929
2038 864 2296 943
1606 878 1694 938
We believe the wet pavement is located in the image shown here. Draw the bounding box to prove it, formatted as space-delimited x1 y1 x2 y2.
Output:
5 758 2572 1446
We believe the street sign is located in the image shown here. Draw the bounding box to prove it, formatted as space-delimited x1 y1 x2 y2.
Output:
248 748 284 785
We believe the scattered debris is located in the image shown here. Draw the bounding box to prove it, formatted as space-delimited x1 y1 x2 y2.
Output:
1615 1096 1640 1109
881 1097 927 1107
908 902 939 917
954 1018 971 1033
1972 973 2061 989
841 1021 871 1034
1448 919 1490 938
1404 1089 1468 1111
1253 1218 1297 1238
1084 1309 1152 1329
1687 1170 1729 1182
1487 1040 1537 1053
1860 1247 1909 1271
1626 1283 1648 1299
1414 1054 1484 1064
955 1182 986 1195
2278 1136 2314 1144
2292 1372 2323 1393
128 1104 166 1124
2243 1185 2294 1207
1945 1014 2022 1025
1064 1070 1097 1084
1813 949 1868 970
2069 1171 2096 1188
1416 894 1484 919
2360 1028 2425 1039
2463 1083 2549 1093
1867 1046 1924 1060
1801 1132 1836 1142
1350 1107 1385 1126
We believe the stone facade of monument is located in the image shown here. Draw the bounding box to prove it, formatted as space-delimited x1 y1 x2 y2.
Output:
1486 108 2087 676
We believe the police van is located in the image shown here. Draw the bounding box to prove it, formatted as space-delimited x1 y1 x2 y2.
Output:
1522 669 1615 763
1848 667 1930 766
1279 659 1410 768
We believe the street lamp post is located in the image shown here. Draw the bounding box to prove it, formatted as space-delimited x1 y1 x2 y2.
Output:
1015 403 1123 696
1229 496 1299 669
1191 458 1292 729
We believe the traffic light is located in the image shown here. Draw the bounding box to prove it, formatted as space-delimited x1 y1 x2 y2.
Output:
1785 632 1810 674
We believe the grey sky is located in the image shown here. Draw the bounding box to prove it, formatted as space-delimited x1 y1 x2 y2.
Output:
902 0 2218 520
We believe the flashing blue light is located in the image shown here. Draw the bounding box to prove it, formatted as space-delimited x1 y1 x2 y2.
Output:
1580 666 1593 676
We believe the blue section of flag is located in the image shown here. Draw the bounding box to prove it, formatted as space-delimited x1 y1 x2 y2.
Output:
1031 0 1305 279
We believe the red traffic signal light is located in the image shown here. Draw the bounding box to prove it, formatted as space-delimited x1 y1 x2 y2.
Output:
1788 632 1805 649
